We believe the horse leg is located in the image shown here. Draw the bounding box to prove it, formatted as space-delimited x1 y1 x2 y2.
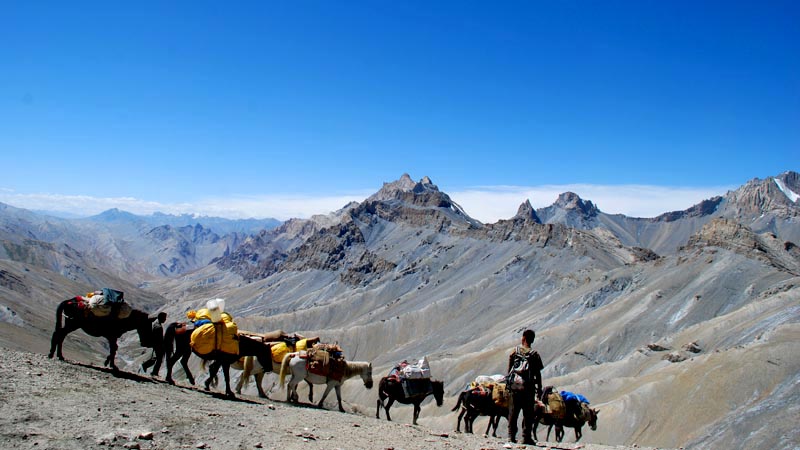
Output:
546 424 552 442
413 402 421 426
465 409 475 433
105 338 119 370
334 384 344 412
254 372 268 398
307 380 314 403
456 407 464 432
223 364 235 398
316 382 335 409
484 415 494 437
205 361 220 391
234 374 244 395
376 395 384 419
573 425 581 442
180 353 195 385
287 376 299 403
384 398 395 421
48 326 70 360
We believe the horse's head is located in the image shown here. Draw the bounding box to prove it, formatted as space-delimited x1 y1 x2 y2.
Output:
588 408 599 430
432 380 445 407
362 363 374 389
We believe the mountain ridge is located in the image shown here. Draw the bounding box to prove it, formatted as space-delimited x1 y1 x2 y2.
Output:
1 172 799 449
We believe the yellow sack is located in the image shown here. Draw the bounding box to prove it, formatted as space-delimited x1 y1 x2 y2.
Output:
270 338 313 364
190 312 239 356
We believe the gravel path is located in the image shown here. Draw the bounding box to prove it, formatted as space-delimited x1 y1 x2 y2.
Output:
0 348 657 450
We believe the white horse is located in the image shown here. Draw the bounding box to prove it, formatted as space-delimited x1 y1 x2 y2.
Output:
279 353 373 412
231 355 313 399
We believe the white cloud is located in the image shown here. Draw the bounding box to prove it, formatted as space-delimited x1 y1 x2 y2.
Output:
0 184 733 223
0 190 370 220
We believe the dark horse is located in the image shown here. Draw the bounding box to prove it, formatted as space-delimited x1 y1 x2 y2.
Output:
48 298 153 371
163 322 196 385
376 377 444 425
451 387 508 437
163 321 273 398
534 403 599 442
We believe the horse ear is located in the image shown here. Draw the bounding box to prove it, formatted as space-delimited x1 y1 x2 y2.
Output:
594 408 600 415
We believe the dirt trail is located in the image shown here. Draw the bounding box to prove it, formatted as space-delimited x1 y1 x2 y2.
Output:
0 348 657 450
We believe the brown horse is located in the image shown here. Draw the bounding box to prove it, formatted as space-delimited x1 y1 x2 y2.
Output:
534 403 599 442
451 386 507 437
48 298 154 371
376 377 445 425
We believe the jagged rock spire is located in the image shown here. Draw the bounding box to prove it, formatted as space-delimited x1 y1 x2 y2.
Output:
514 200 541 223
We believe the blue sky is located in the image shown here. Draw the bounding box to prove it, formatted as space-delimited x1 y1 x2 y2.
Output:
1 1 798 222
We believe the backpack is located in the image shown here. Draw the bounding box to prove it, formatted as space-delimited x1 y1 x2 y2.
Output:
506 346 531 391
101 288 125 304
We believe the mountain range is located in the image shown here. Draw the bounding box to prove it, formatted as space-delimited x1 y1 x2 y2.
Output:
0 171 798 449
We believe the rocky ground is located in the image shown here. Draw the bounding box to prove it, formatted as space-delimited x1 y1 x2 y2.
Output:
0 348 660 450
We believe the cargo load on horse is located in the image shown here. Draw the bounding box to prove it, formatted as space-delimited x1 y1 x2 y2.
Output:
268 336 319 364
305 342 346 381
534 387 599 442
74 288 131 319
541 386 567 419
388 356 433 398
452 374 510 436
189 299 239 356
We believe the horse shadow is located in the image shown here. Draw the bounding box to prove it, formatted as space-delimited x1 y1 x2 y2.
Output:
65 359 264 405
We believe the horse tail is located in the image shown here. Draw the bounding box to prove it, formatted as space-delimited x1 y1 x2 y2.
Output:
55 299 69 330
278 352 293 388
240 356 253 388
451 390 466 412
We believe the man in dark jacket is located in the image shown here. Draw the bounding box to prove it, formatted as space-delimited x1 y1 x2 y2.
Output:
506 329 544 445
141 312 167 376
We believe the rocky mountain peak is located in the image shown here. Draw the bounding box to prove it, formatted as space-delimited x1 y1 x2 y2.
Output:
368 174 440 202
554 192 599 216
724 173 800 218
90 208 140 223
514 200 541 222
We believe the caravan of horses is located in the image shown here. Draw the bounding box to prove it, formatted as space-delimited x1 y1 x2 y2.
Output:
48 290 598 444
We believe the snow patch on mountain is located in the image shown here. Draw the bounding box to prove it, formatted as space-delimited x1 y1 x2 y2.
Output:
774 177 799 203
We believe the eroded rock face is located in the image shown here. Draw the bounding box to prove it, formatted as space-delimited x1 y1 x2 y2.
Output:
723 173 800 218
653 197 723 222
684 218 800 275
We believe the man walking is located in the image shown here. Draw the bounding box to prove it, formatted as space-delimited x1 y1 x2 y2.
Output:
506 329 544 445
